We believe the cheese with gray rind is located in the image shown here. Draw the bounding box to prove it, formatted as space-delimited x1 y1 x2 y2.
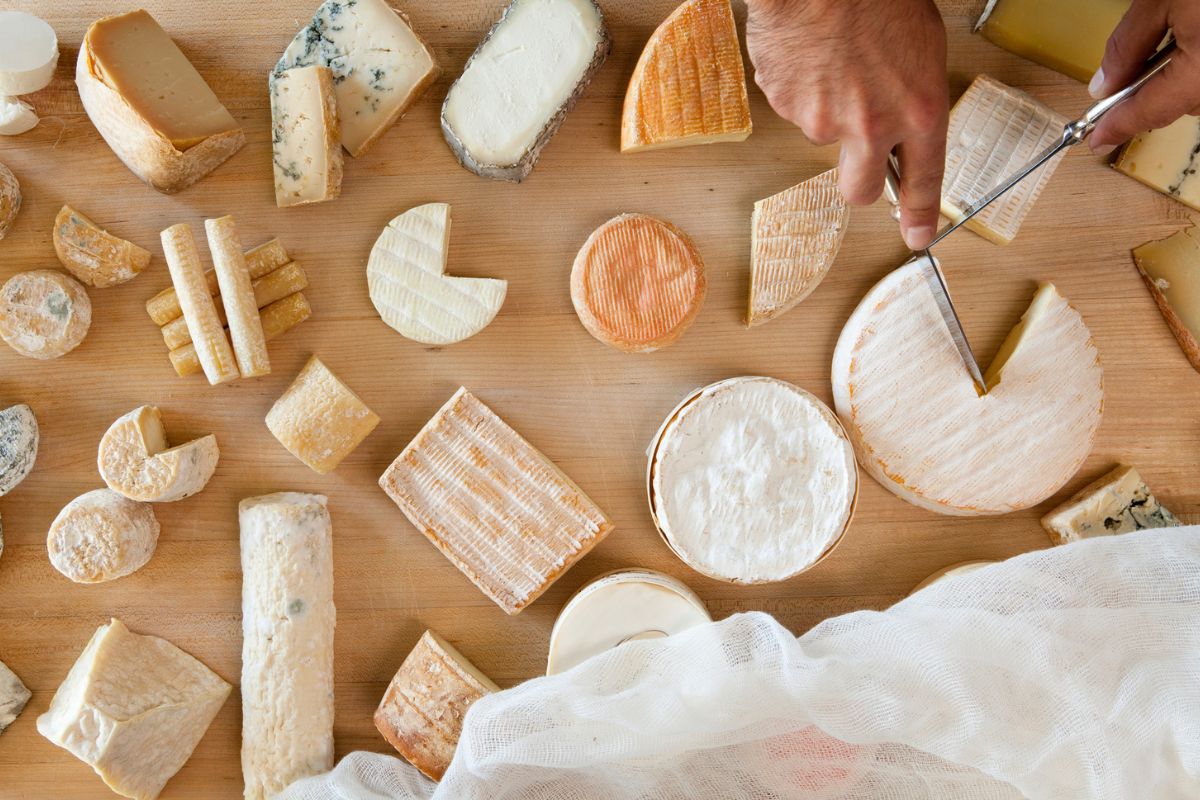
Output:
98 406 219 503
0 403 38 497
0 657 30 735
0 160 19 239
1041 464 1182 546
47 489 160 584
0 270 92 360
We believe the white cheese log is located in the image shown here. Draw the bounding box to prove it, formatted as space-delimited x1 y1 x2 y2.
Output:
206 216 270 378
161 223 239 385
0 11 58 95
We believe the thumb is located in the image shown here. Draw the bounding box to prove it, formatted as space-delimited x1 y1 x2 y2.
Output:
1091 0 1169 98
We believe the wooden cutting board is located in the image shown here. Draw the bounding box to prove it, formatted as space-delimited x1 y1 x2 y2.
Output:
0 1 1196 796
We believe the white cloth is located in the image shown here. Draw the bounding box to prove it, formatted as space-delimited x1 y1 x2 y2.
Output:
278 527 1200 800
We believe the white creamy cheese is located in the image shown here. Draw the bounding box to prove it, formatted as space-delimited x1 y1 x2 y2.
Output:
0 11 58 96
0 96 38 136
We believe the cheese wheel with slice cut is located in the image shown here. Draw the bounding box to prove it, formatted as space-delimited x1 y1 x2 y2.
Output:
832 256 1103 515
0 270 92 360
98 406 219 503
47 489 160 583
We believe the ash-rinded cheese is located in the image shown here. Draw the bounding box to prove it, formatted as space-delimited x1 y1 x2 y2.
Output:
98 406 219 503
374 630 500 781
270 65 342 208
240 492 335 799
1114 115 1200 213
37 618 231 800
0 657 31 735
0 11 58 96
379 387 615 615
54 205 152 288
0 403 38 497
0 160 19 240
0 270 92 360
650 377 856 583
1041 464 1181 546
47 488 160 583
832 256 1104 515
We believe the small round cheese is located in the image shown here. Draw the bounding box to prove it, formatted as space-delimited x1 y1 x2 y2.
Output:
0 11 58 96
47 488 160 583
650 377 857 583
0 270 92 360
908 560 996 595
571 213 706 353
98 406 219 503
0 160 19 239
0 403 38 497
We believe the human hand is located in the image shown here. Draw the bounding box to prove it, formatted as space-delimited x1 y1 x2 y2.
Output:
1089 0 1200 154
745 0 949 250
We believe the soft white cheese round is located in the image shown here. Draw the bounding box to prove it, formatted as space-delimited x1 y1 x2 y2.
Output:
0 12 58 96
650 377 857 583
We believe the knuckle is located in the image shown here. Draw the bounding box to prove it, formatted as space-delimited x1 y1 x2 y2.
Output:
905 97 947 135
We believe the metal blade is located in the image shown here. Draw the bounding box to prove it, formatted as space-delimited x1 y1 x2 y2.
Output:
921 252 986 393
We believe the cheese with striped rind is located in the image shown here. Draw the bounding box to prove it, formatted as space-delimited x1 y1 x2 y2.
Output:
206 216 270 378
379 387 615 615
169 293 311 378
367 203 507 346
0 11 58 95
1132 225 1200 371
161 262 308 349
0 270 92 360
161 223 239 385
0 96 38 136
749 168 847 327
146 239 289 326
47 488 160 583
54 205 151 288
1114 115 1200 213
832 256 1103 515
98 406 219 503
270 65 342 208
1041 464 1181 546
0 403 38 497
621 0 752 153
0 160 18 239
0 657 30 734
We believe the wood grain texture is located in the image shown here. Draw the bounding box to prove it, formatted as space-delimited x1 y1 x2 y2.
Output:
0 0 1197 797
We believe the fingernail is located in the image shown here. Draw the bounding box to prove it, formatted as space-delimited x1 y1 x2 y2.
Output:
1088 66 1105 99
904 225 934 250
1092 142 1117 157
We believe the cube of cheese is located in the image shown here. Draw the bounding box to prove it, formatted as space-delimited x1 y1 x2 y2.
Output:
1041 464 1182 546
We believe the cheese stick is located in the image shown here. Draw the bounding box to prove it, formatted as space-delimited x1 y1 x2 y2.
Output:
161 224 239 385
146 238 288 325
170 293 311 377
205 216 270 377
161 262 308 349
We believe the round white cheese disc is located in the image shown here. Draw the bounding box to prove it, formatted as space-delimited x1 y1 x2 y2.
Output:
0 12 59 96
547 569 710 675
832 257 1103 515
649 377 857 583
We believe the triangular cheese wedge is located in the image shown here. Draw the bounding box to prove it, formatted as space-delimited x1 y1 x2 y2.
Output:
621 0 752 153
367 203 507 346
748 168 847 326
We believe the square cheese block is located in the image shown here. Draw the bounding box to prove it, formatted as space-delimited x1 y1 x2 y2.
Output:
37 618 231 800
1114 115 1200 213
1041 464 1182 546
975 0 1129 83
374 630 500 781
379 387 615 614
1133 226 1200 372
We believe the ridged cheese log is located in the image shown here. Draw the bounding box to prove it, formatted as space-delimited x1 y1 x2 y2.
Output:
161 262 308 350
146 238 289 326
169 293 312 378
0 657 31 734
47 489 160 584
0 161 20 240
37 618 231 800
749 168 847 327
1041 464 1182 546
441 0 610 182
0 403 38 497
621 0 752 153
0 97 38 136
0 270 91 360
367 203 507 345
53 205 152 288
98 406 219 503
161 224 239 385
206 216 270 378
239 492 335 799
832 256 1104 515
0 11 58 95
270 65 342 208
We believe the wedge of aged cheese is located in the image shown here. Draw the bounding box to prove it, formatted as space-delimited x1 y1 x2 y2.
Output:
38 618 230 800
98 406 219 503
146 238 289 326
54 205 151 288
47 488 160 583
169 293 312 378
442 0 610 182
0 403 38 497
622 0 752 153
161 262 307 349
0 11 58 95
0 657 30 735
206 216 270 377
276 0 438 158
380 387 615 614
1133 226 1200 371
0 160 18 239
374 630 500 781
0 270 92 360
832 256 1104 515
909 560 997 595
975 0 1129 83
650 377 856 583
942 75 1068 245
0 97 38 136
368 203 507 345
547 569 710 675
571 213 706 352
270 65 342 207
162 224 239 385
749 168 847 327
1041 464 1181 546
1114 115 1200 213
240 492 335 799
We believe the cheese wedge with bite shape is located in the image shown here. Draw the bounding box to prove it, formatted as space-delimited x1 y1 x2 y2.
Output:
98 406 219 503
54 205 151 288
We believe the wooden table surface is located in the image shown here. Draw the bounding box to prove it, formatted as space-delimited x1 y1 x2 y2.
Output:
0 0 1196 796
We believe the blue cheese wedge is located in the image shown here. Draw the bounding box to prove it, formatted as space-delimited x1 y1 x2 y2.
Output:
1113 115 1200 212
0 403 37 497
1041 464 1181 546
0 657 30 734
270 65 342 207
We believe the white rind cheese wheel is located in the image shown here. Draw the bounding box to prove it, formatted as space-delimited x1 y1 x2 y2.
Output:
0 11 59 96
908 560 997 595
0 270 92 360
0 403 38 497
832 257 1103 515
47 488 160 583
98 406 219 503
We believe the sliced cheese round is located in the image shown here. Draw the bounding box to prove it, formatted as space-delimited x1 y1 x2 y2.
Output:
832 257 1104 515
547 569 710 675
54 205 151 288
571 213 706 353
649 377 857 583
0 404 38 497
0 97 38 136
0 160 19 239
367 203 508 345
47 488 159 583
909 560 997 595
98 406 219 503
0 12 58 96
0 270 91 360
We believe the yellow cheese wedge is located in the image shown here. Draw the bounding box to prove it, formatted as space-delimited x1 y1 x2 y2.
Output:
1114 115 1200 213
975 0 1129 83
1133 226 1200 372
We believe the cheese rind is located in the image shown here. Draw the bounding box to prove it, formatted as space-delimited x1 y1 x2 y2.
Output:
270 65 342 207
47 489 160 583
975 0 1129 83
54 205 151 288
1133 226 1200 371
161 262 308 349
1041 464 1181 546
0 11 58 95
206 216 271 377
1114 115 1200 213
161 224 239 385
0 270 92 360
0 403 38 497
98 406 219 503
169 293 311 378
146 239 289 326
0 96 38 136
0 161 19 239
908 560 996 595
0 657 31 734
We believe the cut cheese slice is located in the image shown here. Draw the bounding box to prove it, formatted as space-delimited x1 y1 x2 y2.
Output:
47 488 160 584
374 630 499 781
98 406 219 503
368 203 507 345
441 0 610 182
942 75 1068 244
54 205 151 288
1133 226 1200 372
975 0 1129 83
1114 115 1200 213
749 168 847 327
0 11 58 95
379 387 615 615
37 618 231 800
0 270 92 360
0 160 18 240
0 96 38 136
0 403 38 497
909 560 997 595
169 293 311 378
621 0 752 152
1041 464 1181 546
0 657 30 735
270 65 342 207
832 256 1103 515
161 262 307 349
146 238 289 326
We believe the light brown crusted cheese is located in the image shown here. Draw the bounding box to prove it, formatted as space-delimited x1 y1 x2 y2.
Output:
47 488 160 583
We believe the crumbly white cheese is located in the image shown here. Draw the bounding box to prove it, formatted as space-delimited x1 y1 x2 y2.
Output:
0 657 30 734
0 403 38 497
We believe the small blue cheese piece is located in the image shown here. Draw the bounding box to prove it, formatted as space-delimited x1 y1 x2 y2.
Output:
0 403 37 496
1041 464 1182 546
1113 115 1200 212
270 65 342 207
0 657 30 734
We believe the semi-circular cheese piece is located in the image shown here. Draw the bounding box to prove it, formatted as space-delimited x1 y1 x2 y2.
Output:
650 377 857 583
0 404 38 497
571 213 706 353
0 97 38 136
47 488 160 583
547 569 710 675
832 257 1104 515
0 160 19 239
0 11 59 96
98 406 219 503
909 560 997 595
0 270 92 360
54 205 151 288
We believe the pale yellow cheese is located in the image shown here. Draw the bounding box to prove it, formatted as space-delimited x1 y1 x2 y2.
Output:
54 205 151 288
206 216 270 378
1114 116 1200 213
976 0 1129 83
169 293 311 378
98 406 219 503
146 238 289 326
161 224 239 385
270 65 342 207
1132 226 1200 371
161 262 308 349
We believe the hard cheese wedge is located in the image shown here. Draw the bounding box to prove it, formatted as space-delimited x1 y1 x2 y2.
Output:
621 0 752 152
975 0 1129 83
270 65 342 207
0 403 37 497
379 387 615 615
1133 226 1200 372
98 406 219 503
832 256 1103 515
1041 464 1181 546
37 618 231 800
368 203 507 345
54 205 151 288
1114 115 1200 213
0 657 31 735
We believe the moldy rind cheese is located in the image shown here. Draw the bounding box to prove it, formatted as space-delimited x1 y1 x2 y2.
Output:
0 270 92 360
0 657 31 734
98 406 219 503
0 403 38 497
47 489 160 584
0 161 19 240
54 205 151 288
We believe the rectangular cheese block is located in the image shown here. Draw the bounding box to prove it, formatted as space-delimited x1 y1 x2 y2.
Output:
146 238 290 326
976 0 1129 83
1041 464 1182 545
37 618 231 800
379 387 615 614
0 657 30 734
374 630 500 781
270 65 343 207
1113 115 1200 212
240 492 335 800
1133 226 1200 372
169 293 311 378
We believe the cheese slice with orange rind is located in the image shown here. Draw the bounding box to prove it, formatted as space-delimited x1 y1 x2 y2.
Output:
98 406 219 503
